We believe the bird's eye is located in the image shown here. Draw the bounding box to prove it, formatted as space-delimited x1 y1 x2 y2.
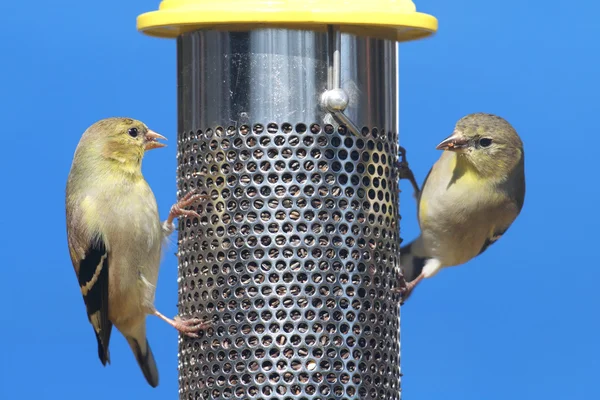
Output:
128 127 139 138
479 138 493 147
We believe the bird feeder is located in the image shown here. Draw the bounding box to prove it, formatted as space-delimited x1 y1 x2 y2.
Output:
137 1 437 398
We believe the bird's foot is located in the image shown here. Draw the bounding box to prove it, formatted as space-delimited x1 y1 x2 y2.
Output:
392 273 424 305
172 316 212 338
401 274 424 304
168 190 208 223
397 146 421 200
154 310 211 338
391 271 407 295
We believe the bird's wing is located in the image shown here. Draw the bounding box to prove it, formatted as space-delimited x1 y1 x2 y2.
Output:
477 228 507 256
508 154 526 212
478 155 526 257
67 207 112 365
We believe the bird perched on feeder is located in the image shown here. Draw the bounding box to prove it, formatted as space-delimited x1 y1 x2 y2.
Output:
399 113 526 302
65 117 210 387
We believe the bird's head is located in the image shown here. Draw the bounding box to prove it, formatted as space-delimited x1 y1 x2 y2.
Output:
83 117 166 168
435 113 523 179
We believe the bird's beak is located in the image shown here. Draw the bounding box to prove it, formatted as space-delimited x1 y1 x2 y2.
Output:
436 132 469 152
145 129 167 151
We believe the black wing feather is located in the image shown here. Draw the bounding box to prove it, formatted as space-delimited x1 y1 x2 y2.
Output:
78 236 112 365
477 229 506 257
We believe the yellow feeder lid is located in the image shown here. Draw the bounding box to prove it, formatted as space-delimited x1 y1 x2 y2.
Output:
137 0 437 42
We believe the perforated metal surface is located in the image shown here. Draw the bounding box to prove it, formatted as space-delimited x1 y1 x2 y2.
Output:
176 122 402 399
175 29 403 400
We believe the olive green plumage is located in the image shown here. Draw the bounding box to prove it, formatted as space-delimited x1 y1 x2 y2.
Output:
66 117 167 387
401 113 526 299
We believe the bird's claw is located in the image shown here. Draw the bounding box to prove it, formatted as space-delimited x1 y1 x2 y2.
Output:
168 190 208 222
391 276 407 295
179 189 207 207
394 273 424 305
397 146 421 200
173 315 212 338
390 267 424 305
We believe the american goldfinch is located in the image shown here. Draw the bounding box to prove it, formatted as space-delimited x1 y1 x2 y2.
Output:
65 117 209 387
400 113 526 301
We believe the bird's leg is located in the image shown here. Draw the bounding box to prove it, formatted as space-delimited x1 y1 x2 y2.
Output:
391 268 424 304
162 190 208 235
399 273 424 304
153 310 211 339
396 146 421 199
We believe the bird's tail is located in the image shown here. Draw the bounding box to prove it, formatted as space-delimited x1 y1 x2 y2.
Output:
126 326 159 388
400 236 428 282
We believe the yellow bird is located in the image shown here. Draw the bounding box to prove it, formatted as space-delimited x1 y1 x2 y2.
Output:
400 113 526 301
65 117 209 387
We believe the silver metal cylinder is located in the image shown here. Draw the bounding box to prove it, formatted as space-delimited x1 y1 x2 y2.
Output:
176 28 402 399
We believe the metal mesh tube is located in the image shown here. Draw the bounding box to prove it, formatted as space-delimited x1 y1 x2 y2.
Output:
176 28 402 399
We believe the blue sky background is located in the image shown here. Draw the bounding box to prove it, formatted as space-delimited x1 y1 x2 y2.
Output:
0 0 597 398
